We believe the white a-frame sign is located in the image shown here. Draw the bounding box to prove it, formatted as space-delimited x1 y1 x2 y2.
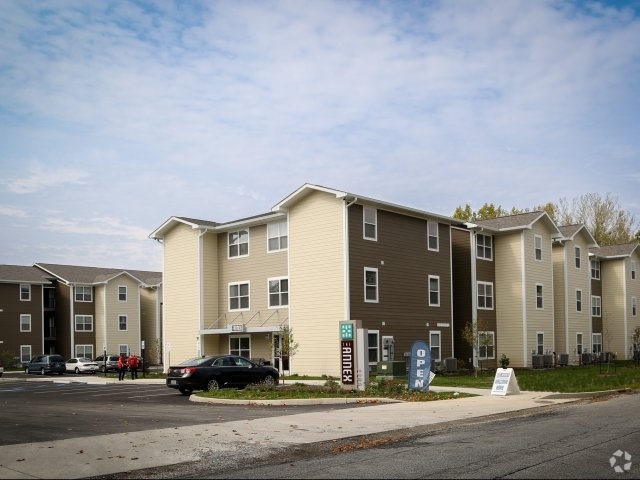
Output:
491 368 520 396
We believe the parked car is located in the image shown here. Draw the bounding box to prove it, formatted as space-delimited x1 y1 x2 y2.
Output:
25 355 66 375
66 357 99 374
166 355 279 395
94 354 121 373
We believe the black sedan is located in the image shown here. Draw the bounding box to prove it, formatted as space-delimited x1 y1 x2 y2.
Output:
166 355 279 395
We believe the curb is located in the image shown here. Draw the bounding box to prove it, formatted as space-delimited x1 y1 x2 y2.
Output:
189 395 403 405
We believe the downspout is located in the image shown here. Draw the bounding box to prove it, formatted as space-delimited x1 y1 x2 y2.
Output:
343 197 357 323
521 231 528 367
623 260 628 358
562 242 569 355
69 283 74 358
470 231 478 369
198 229 206 357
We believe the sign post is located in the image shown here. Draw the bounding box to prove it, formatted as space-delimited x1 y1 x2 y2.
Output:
340 321 355 388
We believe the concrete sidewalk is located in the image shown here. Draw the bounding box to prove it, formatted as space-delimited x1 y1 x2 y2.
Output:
0 376 582 479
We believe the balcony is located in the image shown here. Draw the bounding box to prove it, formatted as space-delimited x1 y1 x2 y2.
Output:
202 310 288 334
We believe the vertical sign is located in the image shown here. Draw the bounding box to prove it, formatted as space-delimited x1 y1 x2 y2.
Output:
340 321 355 386
408 340 432 391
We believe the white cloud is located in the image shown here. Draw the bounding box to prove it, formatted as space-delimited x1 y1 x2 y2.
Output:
0 205 28 218
2 163 89 194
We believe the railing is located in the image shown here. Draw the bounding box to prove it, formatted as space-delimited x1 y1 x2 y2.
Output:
204 310 288 330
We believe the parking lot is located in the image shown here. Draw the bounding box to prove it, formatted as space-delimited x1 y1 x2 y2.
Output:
0 375 361 447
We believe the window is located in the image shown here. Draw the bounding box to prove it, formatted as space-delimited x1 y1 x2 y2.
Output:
368 331 379 364
477 282 494 309
534 235 542 261
363 206 377 241
20 284 31 301
364 268 378 303
591 296 601 317
230 336 250 358
429 331 441 362
76 345 93 358
75 315 93 332
21 345 31 363
576 333 583 355
592 333 602 354
229 282 250 311
118 286 127 301
228 230 249 258
427 222 439 251
267 220 288 251
75 285 92 302
536 284 543 309
479 331 495 360
118 315 128 331
20 314 31 332
118 345 129 356
632 261 637 280
476 234 493 260
268 278 289 307
576 289 582 312
633 297 637 317
591 260 600 279
428 275 440 307
537 332 544 355
575 247 581 268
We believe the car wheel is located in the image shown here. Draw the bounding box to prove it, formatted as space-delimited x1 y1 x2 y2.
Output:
40 368 46 375
262 374 277 387
99 365 105 373
75 367 80 374
178 387 192 396
206 378 220 391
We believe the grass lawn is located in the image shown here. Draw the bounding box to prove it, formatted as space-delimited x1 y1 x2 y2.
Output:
197 360 640 401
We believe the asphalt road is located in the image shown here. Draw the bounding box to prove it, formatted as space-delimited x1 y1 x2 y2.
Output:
0 375 369 446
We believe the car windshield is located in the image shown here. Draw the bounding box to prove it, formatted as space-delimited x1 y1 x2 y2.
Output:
178 356 215 366
79 358 92 362
51 356 65 362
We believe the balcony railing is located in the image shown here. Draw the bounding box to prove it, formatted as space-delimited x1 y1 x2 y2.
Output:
205 309 288 331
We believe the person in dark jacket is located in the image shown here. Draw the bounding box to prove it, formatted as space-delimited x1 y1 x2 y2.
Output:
127 354 139 380
117 353 127 381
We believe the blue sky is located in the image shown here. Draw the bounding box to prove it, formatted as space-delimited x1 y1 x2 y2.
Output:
1 0 639 271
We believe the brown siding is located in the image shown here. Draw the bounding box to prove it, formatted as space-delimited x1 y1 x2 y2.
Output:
451 228 473 363
348 204 452 361
0 283 43 361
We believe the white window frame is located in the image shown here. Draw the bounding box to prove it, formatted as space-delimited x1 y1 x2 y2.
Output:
477 281 494 310
534 235 542 261
632 261 637 280
575 246 581 269
536 284 544 309
229 281 250 311
427 221 439 251
591 295 602 317
363 206 377 241
476 234 493 260
576 333 583 355
21 345 32 363
364 267 379 303
20 284 31 301
118 315 128 331
428 275 440 307
429 331 441 363
633 297 637 317
118 344 129 356
75 315 94 332
229 335 251 358
592 333 602 354
478 331 495 360
75 285 92 302
268 277 289 308
20 314 31 332
368 330 379 365
591 260 600 279
576 289 582 312
118 286 127 302
537 332 544 355
267 220 288 252
228 230 249 259
75 344 94 358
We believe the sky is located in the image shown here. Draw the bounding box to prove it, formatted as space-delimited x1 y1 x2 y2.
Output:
1 0 639 272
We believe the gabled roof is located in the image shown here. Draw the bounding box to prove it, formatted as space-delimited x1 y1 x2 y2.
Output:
272 183 462 225
150 212 284 240
589 243 640 260
473 211 562 237
34 263 161 287
557 224 598 247
0 265 51 285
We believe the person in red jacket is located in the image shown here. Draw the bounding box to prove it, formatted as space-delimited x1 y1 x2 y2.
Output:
117 353 127 381
127 353 139 380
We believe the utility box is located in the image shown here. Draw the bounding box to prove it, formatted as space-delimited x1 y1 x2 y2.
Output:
444 357 458 373
532 355 544 369
377 361 406 379
558 353 569 366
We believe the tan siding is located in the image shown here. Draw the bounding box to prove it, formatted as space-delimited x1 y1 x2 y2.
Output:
202 233 219 330
552 243 567 352
289 190 345 377
102 276 141 354
94 285 106 355
163 224 202 367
